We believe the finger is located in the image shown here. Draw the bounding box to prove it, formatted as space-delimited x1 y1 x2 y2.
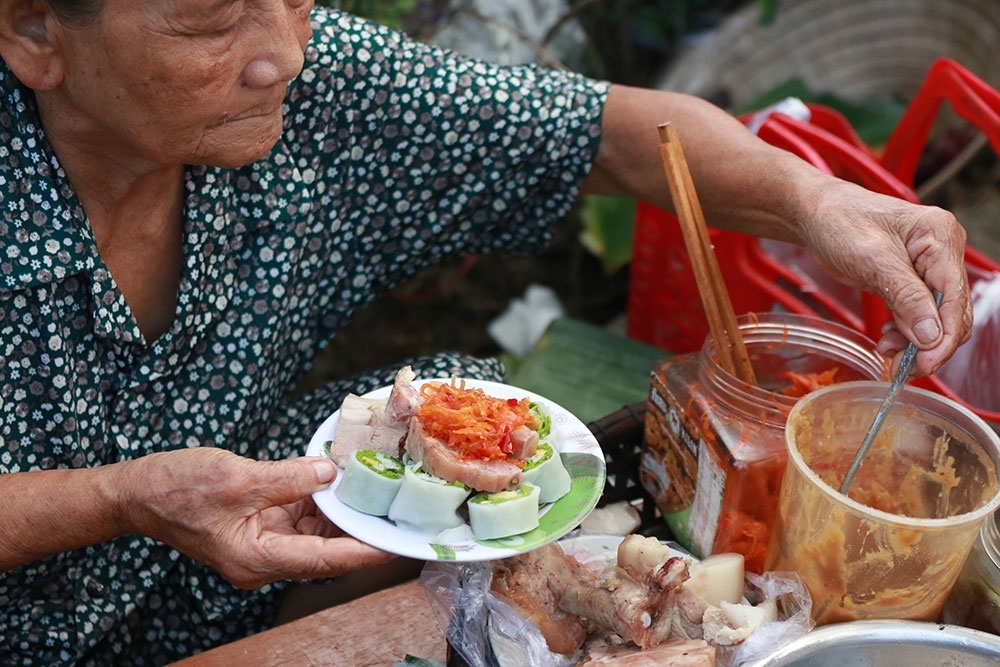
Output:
252 535 396 586
875 325 908 371
295 513 345 538
248 457 339 508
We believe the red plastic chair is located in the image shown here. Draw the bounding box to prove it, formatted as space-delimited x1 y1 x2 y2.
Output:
882 58 1000 188
628 58 1000 424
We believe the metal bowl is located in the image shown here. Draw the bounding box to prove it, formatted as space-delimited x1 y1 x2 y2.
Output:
746 620 1000 666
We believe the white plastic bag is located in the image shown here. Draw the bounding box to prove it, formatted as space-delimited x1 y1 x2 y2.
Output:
420 547 815 667
420 561 577 667
937 272 1000 413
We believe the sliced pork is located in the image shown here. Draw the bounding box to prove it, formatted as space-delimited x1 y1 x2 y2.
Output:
328 394 408 467
509 425 539 460
328 367 424 468
385 365 422 422
405 417 522 493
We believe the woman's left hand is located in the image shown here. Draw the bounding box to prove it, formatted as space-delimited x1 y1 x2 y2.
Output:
794 178 972 377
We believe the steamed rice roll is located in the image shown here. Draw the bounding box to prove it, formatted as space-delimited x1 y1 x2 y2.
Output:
468 482 541 540
335 449 405 516
388 463 471 535
521 442 571 504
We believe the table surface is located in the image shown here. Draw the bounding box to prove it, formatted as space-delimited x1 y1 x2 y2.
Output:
169 580 446 667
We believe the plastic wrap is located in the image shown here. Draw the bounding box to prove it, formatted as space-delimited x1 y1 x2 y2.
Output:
937 273 1000 413
727 571 815 666
420 560 576 667
421 536 816 667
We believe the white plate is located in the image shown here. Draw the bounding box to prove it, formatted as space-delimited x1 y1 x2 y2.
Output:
306 378 607 561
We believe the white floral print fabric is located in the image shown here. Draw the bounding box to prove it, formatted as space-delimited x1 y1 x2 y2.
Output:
0 8 607 666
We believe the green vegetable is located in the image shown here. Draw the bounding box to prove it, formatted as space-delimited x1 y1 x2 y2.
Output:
522 442 554 473
469 485 535 505
529 402 552 440
356 449 404 479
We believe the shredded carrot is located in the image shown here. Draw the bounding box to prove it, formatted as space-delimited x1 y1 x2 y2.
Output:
779 367 840 397
417 380 537 461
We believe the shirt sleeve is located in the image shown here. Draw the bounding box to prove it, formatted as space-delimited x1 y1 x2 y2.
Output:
285 8 609 266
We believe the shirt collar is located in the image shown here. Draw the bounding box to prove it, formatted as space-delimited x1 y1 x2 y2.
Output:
0 61 99 292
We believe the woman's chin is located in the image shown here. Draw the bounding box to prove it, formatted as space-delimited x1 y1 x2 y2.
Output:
202 117 284 167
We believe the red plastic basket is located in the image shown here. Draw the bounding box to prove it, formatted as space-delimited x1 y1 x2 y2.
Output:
627 58 1000 425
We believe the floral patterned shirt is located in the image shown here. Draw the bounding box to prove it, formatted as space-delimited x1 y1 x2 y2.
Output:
0 8 608 666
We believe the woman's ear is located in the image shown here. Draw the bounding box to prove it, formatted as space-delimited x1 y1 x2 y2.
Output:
0 0 65 90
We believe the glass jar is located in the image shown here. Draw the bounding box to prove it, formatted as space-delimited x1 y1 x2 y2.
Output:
640 312 887 573
941 508 1000 634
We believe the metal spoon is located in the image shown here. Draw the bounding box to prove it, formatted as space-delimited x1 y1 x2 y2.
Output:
839 291 944 495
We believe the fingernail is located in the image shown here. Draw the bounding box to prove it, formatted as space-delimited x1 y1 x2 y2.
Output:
311 459 337 484
913 317 941 345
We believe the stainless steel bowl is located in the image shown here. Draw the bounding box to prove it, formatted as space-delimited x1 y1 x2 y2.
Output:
746 621 1000 666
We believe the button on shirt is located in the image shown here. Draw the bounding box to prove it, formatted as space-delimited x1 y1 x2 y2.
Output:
0 8 608 666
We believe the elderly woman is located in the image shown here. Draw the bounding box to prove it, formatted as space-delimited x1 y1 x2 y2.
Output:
0 0 971 664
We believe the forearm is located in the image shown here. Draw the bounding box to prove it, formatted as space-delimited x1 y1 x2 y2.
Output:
0 463 135 571
581 83 829 243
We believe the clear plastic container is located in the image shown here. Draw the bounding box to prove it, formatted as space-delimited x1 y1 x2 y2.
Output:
640 312 886 573
942 508 1000 634
767 382 1000 625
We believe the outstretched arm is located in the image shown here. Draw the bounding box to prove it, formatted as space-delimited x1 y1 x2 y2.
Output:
0 448 393 588
581 83 971 376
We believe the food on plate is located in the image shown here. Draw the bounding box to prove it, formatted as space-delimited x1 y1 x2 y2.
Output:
326 366 571 541
491 534 777 663
468 483 541 540
387 461 472 535
405 414 524 493
522 442 572 504
334 449 405 516
417 380 540 460
329 366 421 467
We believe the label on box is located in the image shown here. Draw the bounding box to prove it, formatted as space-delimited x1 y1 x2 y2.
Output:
641 369 729 558
688 440 726 557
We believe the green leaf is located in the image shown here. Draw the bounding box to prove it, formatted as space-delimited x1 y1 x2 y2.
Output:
578 195 637 275
737 77 907 147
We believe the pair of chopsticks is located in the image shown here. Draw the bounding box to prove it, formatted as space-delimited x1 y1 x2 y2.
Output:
657 122 757 385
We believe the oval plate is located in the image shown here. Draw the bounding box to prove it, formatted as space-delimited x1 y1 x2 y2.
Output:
306 378 606 561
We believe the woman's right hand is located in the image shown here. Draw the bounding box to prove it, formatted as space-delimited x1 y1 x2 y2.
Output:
120 447 395 589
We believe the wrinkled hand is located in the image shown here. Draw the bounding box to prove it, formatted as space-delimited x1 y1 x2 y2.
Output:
795 178 972 376
121 448 394 589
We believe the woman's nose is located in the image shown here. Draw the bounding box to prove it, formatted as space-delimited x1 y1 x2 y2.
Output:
241 0 313 88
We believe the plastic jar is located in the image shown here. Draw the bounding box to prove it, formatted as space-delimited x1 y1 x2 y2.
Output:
941 508 1000 634
640 312 887 573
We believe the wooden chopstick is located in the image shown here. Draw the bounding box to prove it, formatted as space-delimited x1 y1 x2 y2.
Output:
657 122 757 385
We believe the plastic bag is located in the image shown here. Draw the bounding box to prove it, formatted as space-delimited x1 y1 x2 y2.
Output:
420 538 816 667
727 570 815 666
420 561 576 667
936 272 1000 413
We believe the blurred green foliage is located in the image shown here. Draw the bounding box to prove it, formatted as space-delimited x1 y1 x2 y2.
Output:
579 196 637 276
319 0 419 29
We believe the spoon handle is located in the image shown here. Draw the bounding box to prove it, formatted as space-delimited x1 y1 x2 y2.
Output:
838 291 944 495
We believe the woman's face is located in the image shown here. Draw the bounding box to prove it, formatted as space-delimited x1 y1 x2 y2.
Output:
44 0 315 168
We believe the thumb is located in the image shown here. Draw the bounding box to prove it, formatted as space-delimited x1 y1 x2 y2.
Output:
252 456 338 506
